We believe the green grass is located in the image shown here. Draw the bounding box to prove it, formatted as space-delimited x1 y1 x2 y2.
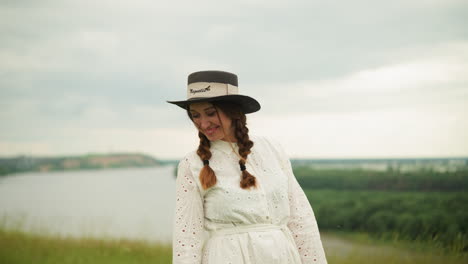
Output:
0 228 171 264
327 252 467 264
324 231 468 264
1 227 467 264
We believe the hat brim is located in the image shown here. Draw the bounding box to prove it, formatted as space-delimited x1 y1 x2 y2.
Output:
167 95 261 114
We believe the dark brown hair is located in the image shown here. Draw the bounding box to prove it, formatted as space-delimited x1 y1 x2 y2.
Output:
187 101 256 190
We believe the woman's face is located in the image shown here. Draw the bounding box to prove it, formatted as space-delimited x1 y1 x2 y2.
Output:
189 102 236 142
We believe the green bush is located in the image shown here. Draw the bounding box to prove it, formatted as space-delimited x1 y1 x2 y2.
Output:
305 189 468 252
295 167 468 191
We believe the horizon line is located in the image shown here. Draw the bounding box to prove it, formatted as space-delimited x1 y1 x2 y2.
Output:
1 152 468 161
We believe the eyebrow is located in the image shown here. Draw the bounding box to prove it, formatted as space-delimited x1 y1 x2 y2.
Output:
190 106 215 112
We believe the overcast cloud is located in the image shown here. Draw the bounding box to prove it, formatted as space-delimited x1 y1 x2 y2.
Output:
1 0 467 159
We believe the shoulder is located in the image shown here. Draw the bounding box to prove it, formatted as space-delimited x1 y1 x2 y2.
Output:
176 150 204 189
250 134 274 145
177 150 202 169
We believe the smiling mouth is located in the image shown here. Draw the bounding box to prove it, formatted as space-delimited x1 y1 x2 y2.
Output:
205 126 219 135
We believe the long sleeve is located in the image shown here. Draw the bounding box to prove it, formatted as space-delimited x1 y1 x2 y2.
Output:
173 157 205 264
282 153 328 263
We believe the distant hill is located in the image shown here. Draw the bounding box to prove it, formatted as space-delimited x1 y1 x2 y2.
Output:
0 153 169 176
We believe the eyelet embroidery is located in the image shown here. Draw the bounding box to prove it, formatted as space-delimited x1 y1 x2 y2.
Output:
173 136 327 263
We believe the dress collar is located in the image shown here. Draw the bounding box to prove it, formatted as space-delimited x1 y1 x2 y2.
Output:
210 139 239 155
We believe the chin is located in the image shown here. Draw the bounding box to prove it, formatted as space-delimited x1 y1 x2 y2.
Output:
204 133 223 141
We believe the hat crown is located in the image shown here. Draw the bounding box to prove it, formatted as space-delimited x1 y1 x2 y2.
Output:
188 70 238 86
167 70 261 114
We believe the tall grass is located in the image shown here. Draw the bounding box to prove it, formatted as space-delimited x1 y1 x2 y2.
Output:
0 227 171 264
1 226 467 264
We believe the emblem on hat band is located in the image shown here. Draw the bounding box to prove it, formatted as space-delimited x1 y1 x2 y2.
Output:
187 82 239 99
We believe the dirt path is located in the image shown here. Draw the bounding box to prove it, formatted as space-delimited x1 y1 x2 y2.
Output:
319 233 467 264
322 233 416 258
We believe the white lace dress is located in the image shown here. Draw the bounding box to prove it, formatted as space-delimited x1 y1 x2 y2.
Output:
173 135 328 264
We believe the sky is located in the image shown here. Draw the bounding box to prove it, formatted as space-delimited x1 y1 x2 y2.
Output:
1 0 467 159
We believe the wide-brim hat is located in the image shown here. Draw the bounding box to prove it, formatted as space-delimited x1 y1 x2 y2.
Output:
167 70 261 114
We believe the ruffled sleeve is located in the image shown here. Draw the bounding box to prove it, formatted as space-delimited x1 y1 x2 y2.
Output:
172 157 205 264
271 139 328 263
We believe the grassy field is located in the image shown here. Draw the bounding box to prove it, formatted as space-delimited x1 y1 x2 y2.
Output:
1 226 467 264
323 231 468 264
0 227 171 264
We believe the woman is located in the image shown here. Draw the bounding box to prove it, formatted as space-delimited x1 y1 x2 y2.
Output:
167 70 327 264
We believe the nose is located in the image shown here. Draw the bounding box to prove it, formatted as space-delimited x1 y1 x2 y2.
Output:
199 117 212 130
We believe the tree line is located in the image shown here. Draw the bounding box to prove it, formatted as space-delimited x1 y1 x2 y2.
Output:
294 166 468 252
294 167 468 191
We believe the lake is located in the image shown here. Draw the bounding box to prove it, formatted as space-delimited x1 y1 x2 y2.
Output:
0 166 176 243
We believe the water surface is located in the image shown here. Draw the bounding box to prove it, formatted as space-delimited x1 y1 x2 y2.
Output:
0 166 176 243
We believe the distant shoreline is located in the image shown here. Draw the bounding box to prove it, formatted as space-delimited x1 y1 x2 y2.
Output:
1 153 467 176
0 153 178 176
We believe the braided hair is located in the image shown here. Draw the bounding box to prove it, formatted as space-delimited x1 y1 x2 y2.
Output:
196 131 217 189
186 101 256 190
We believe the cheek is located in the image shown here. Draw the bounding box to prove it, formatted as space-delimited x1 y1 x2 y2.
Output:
223 119 233 130
192 121 201 129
